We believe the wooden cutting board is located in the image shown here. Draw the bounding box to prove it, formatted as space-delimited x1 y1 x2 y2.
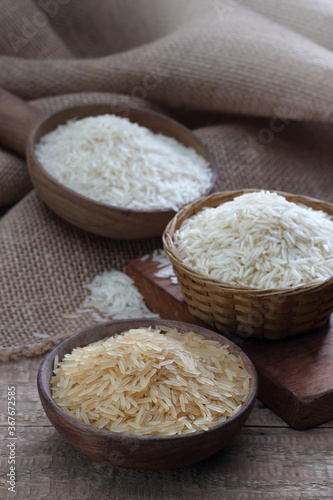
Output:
126 254 333 430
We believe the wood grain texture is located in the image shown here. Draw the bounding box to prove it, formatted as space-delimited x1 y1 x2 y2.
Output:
126 255 333 430
0 357 332 499
26 104 216 239
37 319 257 470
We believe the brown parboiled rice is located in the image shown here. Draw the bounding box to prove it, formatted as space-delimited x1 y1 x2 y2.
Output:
173 191 333 289
51 327 251 436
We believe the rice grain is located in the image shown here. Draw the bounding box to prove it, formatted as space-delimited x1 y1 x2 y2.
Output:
51 327 251 435
173 191 333 289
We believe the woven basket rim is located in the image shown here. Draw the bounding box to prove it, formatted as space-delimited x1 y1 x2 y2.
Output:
162 189 333 296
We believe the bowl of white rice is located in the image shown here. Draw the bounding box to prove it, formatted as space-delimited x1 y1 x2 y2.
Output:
163 189 333 340
28 105 216 239
37 318 257 470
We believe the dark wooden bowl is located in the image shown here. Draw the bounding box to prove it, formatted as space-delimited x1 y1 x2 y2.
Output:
37 319 258 470
0 89 216 239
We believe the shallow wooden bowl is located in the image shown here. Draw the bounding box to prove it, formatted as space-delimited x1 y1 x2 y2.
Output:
0 89 216 239
37 319 258 470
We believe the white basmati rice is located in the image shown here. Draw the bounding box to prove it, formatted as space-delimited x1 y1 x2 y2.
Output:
51 327 251 435
32 332 50 339
173 191 333 289
152 249 178 283
35 114 211 211
81 269 159 321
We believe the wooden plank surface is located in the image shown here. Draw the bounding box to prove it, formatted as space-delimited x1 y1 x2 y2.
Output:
126 255 333 430
0 357 332 499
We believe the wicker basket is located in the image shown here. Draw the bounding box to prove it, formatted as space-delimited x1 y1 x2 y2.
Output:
162 189 333 340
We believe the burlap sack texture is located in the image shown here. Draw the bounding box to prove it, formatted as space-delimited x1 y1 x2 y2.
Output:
0 91 168 360
1 0 333 359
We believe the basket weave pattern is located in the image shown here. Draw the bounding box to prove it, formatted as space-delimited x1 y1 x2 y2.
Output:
163 190 333 340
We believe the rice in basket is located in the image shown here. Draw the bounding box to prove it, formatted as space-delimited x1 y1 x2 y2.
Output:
172 191 333 289
51 326 251 436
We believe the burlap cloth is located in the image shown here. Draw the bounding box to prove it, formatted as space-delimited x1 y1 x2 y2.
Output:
1 0 333 360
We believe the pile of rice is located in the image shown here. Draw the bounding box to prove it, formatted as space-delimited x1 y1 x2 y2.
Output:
173 191 333 289
79 270 159 322
51 327 251 435
35 114 211 211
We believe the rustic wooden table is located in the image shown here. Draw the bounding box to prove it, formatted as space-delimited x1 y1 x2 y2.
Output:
0 356 332 499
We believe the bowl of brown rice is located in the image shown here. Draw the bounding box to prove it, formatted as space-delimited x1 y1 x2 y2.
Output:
37 318 257 470
163 189 333 340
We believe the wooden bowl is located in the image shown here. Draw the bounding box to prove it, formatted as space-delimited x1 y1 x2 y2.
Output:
0 89 216 239
37 319 258 470
163 189 333 340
